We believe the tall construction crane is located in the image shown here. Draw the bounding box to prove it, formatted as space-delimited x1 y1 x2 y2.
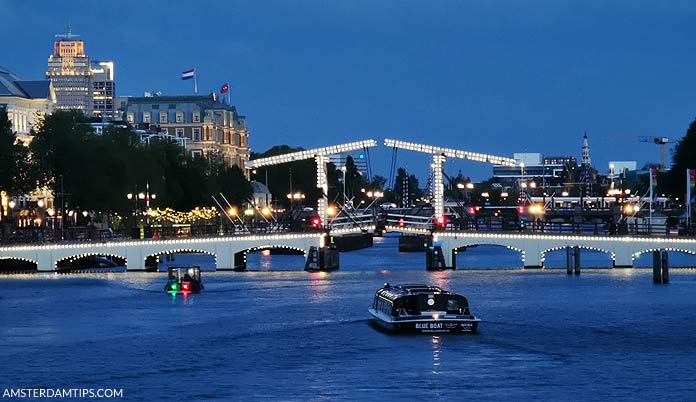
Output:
384 139 516 221
638 137 675 171
246 140 378 226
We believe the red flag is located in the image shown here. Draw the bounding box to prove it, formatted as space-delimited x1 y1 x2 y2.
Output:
220 83 229 94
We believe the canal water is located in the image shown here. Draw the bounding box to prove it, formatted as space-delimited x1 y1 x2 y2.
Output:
2 235 696 401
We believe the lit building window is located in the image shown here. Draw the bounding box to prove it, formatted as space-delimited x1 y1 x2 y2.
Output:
176 111 184 123
159 111 167 123
192 127 201 142
193 112 200 123
143 112 151 123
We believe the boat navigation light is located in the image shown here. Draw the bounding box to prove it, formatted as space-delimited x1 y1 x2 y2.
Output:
433 314 440 320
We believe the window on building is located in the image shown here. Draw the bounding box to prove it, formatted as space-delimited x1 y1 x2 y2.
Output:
192 127 201 142
126 112 134 123
193 112 200 123
143 112 151 123
192 150 203 158
176 111 184 123
159 111 168 123
176 128 184 137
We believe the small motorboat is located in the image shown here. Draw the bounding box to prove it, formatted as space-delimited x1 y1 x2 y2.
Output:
165 266 204 294
368 283 480 333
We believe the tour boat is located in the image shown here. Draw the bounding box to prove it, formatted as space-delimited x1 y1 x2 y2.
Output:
368 283 480 333
165 266 204 294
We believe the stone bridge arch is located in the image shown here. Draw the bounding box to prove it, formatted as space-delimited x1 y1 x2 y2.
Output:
0 257 38 273
452 242 524 269
55 252 127 272
234 244 309 272
144 247 218 272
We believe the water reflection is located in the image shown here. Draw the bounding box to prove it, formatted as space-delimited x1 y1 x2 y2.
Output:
309 272 330 303
430 271 451 290
260 250 272 271
431 336 441 375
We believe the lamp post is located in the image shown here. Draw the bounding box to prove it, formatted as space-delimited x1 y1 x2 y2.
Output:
8 200 15 241
127 191 145 237
47 208 55 241
341 166 347 204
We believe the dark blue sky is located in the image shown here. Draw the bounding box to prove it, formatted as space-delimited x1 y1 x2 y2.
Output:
3 1 696 183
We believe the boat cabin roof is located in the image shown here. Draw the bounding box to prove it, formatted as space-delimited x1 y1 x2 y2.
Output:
167 266 201 281
375 283 460 302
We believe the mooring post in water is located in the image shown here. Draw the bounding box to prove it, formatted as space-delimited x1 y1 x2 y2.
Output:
566 246 573 275
573 246 581 275
652 250 662 284
661 250 669 284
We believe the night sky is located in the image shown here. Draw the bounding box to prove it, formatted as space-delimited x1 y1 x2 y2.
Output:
3 0 696 182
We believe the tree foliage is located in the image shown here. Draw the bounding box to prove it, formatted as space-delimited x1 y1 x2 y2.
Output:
667 117 696 198
0 109 31 197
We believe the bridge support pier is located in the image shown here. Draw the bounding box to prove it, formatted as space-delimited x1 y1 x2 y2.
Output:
574 246 581 275
653 250 669 284
305 246 339 272
426 244 452 270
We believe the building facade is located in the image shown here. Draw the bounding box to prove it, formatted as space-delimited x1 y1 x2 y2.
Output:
45 30 93 115
123 93 249 170
0 66 56 143
91 61 115 119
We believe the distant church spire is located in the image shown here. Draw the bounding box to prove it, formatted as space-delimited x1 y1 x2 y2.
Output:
582 132 591 166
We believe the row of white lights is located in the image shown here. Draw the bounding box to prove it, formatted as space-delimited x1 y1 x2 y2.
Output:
0 233 325 252
245 140 378 168
384 139 516 166
435 232 696 244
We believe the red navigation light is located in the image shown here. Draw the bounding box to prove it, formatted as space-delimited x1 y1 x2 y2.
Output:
182 282 190 291
311 217 321 227
468 207 475 215
518 206 525 214
399 218 405 227
435 216 447 227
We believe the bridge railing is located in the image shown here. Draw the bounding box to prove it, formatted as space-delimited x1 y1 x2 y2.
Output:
329 211 375 231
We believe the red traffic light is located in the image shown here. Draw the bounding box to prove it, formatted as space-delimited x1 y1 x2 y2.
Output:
517 206 525 214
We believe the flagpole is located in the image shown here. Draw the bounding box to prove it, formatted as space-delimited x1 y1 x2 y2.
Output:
227 83 231 105
194 70 198 95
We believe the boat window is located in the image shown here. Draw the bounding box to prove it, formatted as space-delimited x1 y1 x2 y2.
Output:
447 299 459 312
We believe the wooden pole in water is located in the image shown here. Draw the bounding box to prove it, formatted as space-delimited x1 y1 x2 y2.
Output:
652 250 662 284
566 246 573 275
661 250 669 284
573 246 581 275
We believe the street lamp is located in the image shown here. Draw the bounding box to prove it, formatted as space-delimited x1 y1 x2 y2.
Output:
341 166 347 203
7 200 16 237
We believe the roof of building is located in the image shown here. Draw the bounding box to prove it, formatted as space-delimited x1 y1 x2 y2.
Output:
251 181 271 195
0 66 53 99
127 94 238 113
15 81 52 99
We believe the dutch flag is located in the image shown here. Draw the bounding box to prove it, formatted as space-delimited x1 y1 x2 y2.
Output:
181 69 195 80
